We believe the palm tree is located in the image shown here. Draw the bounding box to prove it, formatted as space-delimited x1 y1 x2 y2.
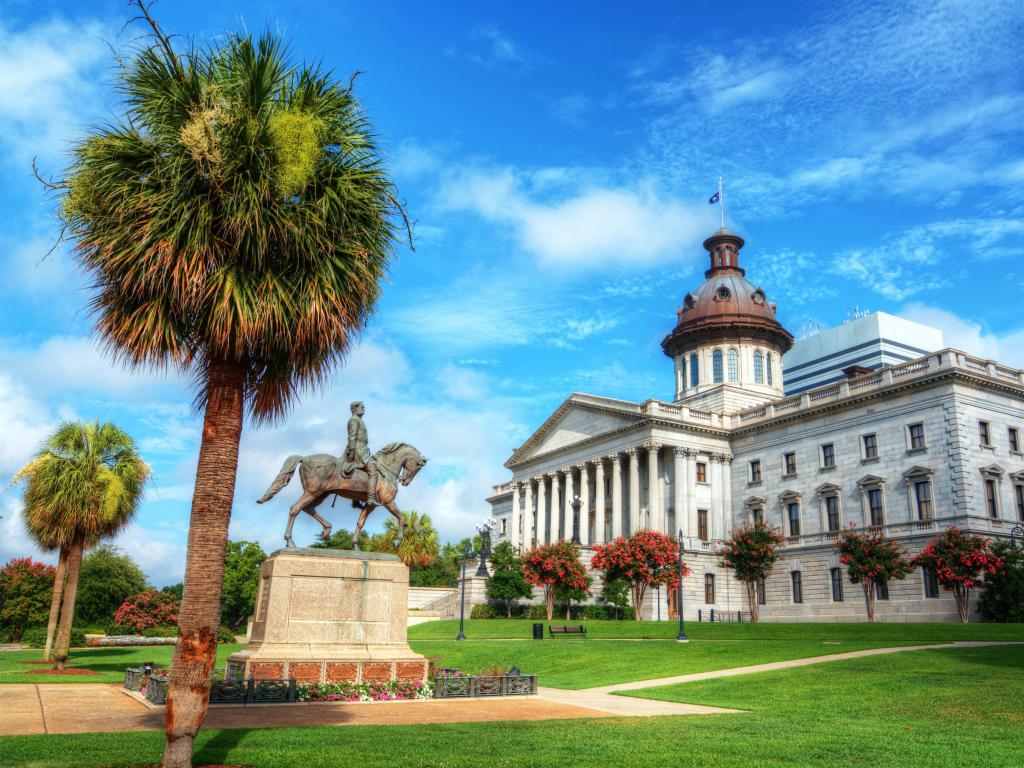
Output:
13 421 147 668
380 511 440 567
45 6 406 766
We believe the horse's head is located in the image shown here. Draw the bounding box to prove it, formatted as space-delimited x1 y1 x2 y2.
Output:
398 446 428 486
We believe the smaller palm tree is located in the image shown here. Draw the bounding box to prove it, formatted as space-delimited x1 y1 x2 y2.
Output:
380 511 439 567
13 421 148 668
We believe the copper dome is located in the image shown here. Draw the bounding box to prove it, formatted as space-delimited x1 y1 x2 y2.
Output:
662 228 793 357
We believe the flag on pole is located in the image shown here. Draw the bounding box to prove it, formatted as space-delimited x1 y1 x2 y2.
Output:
708 190 720 204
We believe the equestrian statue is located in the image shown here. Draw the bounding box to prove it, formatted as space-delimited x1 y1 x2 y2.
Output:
256 401 428 549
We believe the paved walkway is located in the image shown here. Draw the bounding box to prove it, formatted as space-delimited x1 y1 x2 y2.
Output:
2 642 1017 736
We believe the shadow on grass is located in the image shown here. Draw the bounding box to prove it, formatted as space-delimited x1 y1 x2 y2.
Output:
194 727 253 766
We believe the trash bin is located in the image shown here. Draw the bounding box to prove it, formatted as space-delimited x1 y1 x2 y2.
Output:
532 622 544 640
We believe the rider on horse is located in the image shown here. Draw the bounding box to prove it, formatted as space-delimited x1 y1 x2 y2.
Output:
345 401 379 506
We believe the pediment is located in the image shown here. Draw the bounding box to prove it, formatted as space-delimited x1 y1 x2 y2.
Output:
778 489 802 501
980 463 1004 476
743 495 767 508
902 465 933 480
857 474 886 487
815 482 842 494
507 395 643 466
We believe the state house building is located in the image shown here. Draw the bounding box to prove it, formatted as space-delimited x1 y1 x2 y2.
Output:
487 227 1024 621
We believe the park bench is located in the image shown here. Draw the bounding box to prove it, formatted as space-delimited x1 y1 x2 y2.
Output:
548 624 587 638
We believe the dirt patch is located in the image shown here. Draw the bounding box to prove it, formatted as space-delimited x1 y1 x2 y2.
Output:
19 660 73 666
24 667 97 676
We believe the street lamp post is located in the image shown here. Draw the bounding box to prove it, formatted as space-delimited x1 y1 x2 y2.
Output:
1010 525 1024 549
676 528 688 643
456 540 472 641
571 496 582 545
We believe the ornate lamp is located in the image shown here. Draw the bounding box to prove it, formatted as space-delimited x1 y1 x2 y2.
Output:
571 496 582 545
456 540 473 641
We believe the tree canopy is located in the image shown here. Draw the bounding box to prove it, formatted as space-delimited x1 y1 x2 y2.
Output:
221 540 267 630
76 545 148 625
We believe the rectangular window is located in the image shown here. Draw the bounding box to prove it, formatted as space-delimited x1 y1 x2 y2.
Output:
787 502 801 537
979 420 991 447
923 567 939 598
875 579 889 601
867 488 884 526
704 574 716 604
756 578 766 605
862 433 878 460
696 462 707 483
830 568 844 602
750 460 762 483
501 518 507 535
1010 428 1020 453
697 509 709 541
915 480 933 520
825 495 840 531
1016 484 1024 521
784 452 797 476
908 423 926 450
791 571 803 604
751 508 764 525
821 443 835 468
985 478 999 518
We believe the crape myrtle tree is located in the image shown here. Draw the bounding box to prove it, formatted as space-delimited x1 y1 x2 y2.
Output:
591 530 687 620
0 559 56 642
914 527 1004 623
42 4 408 765
719 521 786 622
522 541 589 621
486 541 532 617
835 526 913 622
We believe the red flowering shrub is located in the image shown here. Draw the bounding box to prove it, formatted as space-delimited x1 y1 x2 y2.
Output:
113 590 180 632
591 530 687 620
0 558 56 641
913 527 1004 623
521 541 589 621
835 526 913 622
719 522 785 622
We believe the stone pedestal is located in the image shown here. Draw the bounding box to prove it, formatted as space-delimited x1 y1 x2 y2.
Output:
227 548 427 685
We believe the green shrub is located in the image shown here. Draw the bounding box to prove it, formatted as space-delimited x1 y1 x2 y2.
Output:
217 625 238 644
139 625 179 638
524 604 549 620
20 626 86 648
470 603 499 619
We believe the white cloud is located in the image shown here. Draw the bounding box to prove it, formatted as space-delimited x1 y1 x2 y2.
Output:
900 304 1024 368
468 25 536 69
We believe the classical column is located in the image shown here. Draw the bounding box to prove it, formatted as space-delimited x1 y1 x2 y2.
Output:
579 463 590 545
594 459 606 544
511 483 521 551
523 480 534 549
721 456 733 540
611 454 623 539
709 455 722 540
673 447 686 536
647 443 661 532
550 471 561 541
627 447 640 536
563 467 574 542
537 476 548 545
687 450 698 537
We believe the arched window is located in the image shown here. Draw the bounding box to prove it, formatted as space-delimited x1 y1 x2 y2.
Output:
727 348 739 382
753 350 764 384
766 353 774 385
689 353 699 387
679 358 686 391
712 349 723 383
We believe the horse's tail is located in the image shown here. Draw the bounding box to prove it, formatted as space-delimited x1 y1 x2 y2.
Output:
256 456 302 503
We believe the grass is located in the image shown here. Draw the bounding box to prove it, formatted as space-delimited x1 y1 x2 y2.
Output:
2 645 1021 767
0 644 244 684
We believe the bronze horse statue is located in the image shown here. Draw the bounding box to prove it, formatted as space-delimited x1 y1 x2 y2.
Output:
256 442 428 549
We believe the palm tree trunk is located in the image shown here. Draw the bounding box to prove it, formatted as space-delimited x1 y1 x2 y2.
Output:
53 542 84 670
44 547 69 661
162 360 245 768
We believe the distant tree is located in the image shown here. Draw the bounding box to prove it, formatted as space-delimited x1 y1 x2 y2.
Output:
310 528 371 551
599 577 630 620
914 527 1004 623
380 511 439 566
522 541 589 621
221 541 267 630
162 583 185 600
835 526 914 622
977 541 1024 622
114 589 180 632
719 522 786 622
486 541 532 617
409 559 459 588
0 558 56 641
556 574 591 621
76 545 147 625
591 531 686 620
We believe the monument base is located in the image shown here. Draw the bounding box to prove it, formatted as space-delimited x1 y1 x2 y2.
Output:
227 548 428 685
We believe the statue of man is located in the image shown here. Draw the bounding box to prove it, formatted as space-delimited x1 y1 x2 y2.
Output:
345 401 378 505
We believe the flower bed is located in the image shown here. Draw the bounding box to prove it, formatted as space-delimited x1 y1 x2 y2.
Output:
296 679 433 703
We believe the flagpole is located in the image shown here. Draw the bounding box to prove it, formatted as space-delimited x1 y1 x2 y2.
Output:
719 176 725 228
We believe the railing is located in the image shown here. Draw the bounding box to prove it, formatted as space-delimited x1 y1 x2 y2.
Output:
209 678 297 704
809 384 841 401
697 610 751 623
433 673 537 698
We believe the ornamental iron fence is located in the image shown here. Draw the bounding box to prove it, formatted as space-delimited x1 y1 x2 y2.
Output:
697 609 751 622
433 673 537 698
124 667 296 705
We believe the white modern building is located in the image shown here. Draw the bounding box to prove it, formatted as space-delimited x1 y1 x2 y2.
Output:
783 312 944 395
487 228 1023 622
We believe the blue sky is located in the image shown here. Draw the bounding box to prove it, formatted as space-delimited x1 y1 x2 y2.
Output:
1 0 1022 585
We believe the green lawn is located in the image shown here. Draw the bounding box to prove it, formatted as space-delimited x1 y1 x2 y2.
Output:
2 645 1021 767
0 644 244 684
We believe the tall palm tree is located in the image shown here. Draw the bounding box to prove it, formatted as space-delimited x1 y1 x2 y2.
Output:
13 421 147 668
381 511 440 567
47 6 406 766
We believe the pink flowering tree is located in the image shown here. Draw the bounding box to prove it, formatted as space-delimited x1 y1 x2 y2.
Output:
913 527 1004 623
113 589 180 633
521 541 589 621
591 530 688 620
719 522 786 622
835 526 913 622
